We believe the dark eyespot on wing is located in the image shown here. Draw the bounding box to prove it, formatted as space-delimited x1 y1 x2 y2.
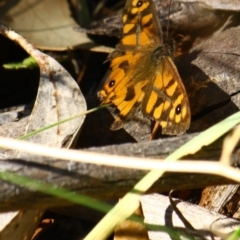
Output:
175 104 181 115
108 80 115 88
136 1 143 7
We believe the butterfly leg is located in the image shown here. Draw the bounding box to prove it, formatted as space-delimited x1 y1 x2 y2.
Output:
150 121 160 140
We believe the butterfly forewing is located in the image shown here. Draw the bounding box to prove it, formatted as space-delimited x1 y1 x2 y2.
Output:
122 0 163 47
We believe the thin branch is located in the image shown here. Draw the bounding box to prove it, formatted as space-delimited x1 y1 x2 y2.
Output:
0 136 239 182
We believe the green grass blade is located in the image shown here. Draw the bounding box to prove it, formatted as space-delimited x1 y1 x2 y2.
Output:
0 171 111 213
3 56 38 69
18 105 108 140
227 227 240 240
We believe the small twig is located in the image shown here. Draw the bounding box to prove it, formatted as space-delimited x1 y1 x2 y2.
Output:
169 190 196 232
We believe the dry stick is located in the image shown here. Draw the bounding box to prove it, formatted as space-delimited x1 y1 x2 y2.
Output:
0 137 240 182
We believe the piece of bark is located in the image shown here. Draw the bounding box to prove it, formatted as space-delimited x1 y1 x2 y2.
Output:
0 130 238 212
199 185 240 219
140 194 240 240
182 25 240 221
0 124 239 213
0 210 44 240
0 155 236 213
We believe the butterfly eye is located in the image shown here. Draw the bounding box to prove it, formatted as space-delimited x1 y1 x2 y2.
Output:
175 104 182 115
136 1 143 7
108 80 115 88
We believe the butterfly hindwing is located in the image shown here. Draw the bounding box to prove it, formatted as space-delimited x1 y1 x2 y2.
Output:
141 53 190 135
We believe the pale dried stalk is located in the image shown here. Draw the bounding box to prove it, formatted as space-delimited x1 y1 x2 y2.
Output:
0 136 239 183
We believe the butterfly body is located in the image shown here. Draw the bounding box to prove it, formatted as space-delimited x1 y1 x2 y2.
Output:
98 0 191 135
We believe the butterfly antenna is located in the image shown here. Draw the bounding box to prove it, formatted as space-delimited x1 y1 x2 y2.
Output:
167 0 173 40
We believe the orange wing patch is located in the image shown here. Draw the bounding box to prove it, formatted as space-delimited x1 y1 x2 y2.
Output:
121 0 161 47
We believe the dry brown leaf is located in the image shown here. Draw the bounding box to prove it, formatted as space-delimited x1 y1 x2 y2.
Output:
114 205 149 240
0 0 103 51
0 24 86 240
0 26 86 148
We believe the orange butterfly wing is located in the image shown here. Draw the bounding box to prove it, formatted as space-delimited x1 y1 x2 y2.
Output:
98 0 191 135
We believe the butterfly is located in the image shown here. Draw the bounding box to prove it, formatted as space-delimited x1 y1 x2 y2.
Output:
98 0 191 136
